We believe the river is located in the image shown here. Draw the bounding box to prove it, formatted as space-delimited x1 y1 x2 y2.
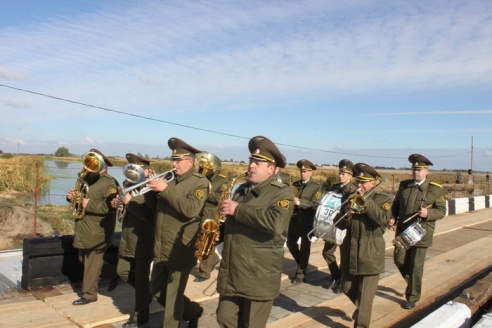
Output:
37 159 126 206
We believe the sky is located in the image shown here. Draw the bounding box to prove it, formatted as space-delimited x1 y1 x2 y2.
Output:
1 0 492 172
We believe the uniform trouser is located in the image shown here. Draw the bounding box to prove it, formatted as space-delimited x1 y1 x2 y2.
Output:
78 247 106 301
322 241 340 280
286 217 312 278
341 271 379 328
198 251 220 278
150 262 201 328
394 246 427 302
216 295 273 328
117 256 153 322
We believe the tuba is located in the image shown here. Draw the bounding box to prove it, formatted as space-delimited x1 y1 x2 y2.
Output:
194 172 248 261
71 151 106 219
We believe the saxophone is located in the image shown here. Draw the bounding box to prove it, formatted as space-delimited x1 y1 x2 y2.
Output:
195 172 248 261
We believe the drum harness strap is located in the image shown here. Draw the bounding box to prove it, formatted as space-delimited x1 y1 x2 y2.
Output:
401 182 431 225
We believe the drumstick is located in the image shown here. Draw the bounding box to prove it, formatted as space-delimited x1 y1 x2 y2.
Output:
402 204 433 223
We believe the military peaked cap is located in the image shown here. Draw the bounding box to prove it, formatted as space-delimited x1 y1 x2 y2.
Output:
297 159 317 171
354 163 382 181
408 154 433 169
339 159 355 175
248 136 286 168
89 148 113 167
126 153 152 166
168 137 201 159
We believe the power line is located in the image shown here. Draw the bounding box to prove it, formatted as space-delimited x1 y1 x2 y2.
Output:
0 83 471 160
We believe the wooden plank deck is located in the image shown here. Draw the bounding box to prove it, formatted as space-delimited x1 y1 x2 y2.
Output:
0 208 491 328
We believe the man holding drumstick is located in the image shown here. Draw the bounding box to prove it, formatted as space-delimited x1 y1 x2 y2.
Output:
389 154 446 310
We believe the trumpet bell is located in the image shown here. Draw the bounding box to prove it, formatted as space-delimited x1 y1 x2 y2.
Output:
123 164 146 184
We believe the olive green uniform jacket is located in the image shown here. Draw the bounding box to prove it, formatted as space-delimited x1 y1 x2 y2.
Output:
291 179 321 235
392 179 446 247
119 189 155 259
73 172 118 250
145 167 209 268
217 175 294 301
337 192 392 275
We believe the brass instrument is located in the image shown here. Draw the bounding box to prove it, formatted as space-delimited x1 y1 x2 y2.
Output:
195 172 248 261
121 167 176 196
71 151 106 219
310 177 388 239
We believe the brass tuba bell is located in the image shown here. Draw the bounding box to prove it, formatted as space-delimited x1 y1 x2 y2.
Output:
71 151 106 219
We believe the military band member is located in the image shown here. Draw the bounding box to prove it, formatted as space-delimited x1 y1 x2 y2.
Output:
389 154 446 310
194 151 229 282
66 148 119 305
286 159 322 284
336 163 392 328
113 153 155 328
321 159 357 293
145 138 209 328
216 136 294 328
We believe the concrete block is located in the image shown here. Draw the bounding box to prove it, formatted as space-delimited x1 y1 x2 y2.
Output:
448 198 469 215
471 196 486 211
411 301 471 328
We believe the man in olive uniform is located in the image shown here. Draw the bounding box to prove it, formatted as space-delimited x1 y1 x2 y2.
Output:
336 163 392 328
216 136 294 328
113 153 155 328
194 151 229 282
66 148 119 305
145 138 209 328
286 159 322 284
321 159 357 293
389 154 446 310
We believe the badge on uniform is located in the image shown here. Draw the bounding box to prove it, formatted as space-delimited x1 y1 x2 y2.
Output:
278 199 290 209
383 203 391 210
196 189 205 200
109 188 118 195
315 192 321 200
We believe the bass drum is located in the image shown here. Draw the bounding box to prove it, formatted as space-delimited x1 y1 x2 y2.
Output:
312 192 347 245
392 222 427 252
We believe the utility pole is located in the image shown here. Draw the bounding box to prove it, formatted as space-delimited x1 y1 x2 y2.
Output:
468 136 473 185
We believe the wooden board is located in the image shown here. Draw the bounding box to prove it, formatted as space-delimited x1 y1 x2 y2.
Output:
0 299 77 328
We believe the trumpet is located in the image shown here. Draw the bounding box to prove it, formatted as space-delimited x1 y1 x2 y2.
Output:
121 166 176 196
71 151 106 219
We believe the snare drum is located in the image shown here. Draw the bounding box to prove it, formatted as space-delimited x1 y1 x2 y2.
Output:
392 222 427 252
312 192 346 245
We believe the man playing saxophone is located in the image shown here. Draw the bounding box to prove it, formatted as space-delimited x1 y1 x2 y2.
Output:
66 148 119 306
216 136 294 328
194 151 229 283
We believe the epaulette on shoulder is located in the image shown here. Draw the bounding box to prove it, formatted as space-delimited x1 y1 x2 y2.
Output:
271 180 285 188
430 182 442 188
192 172 205 178
218 173 227 178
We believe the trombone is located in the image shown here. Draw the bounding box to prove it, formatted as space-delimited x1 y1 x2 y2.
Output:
309 177 388 240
